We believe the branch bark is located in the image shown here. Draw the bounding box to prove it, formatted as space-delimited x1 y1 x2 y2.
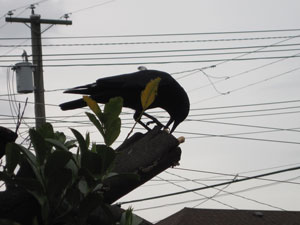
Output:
104 127 181 204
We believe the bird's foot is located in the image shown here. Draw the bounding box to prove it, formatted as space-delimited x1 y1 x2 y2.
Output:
146 120 164 128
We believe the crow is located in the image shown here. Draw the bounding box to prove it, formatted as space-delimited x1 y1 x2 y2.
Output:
59 69 190 133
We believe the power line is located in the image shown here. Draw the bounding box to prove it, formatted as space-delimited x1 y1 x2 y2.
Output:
188 105 300 117
196 120 300 134
0 98 58 107
178 129 300 145
1 55 299 68
190 99 300 111
0 35 299 48
3 48 300 63
156 175 237 209
137 106 300 122
176 31 300 85
187 49 300 94
2 28 300 40
134 175 300 212
64 0 117 16
165 171 285 211
181 127 300 141
193 65 300 104
131 99 300 116
174 163 300 180
2 43 300 58
7 0 50 12
118 165 300 205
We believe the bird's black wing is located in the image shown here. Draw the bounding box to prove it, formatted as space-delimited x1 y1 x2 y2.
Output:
94 70 172 89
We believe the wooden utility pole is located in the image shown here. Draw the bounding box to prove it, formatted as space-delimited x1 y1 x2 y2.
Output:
6 10 72 128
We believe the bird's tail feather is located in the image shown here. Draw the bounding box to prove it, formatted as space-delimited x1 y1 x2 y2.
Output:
59 98 87 110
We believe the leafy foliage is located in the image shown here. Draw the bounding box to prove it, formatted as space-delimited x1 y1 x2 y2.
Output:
0 96 141 225
120 207 143 225
84 96 123 146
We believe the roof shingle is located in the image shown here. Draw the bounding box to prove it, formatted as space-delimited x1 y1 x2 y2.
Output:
156 208 300 225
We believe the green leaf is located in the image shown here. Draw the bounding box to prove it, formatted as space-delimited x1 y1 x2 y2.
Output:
92 183 103 192
44 150 73 177
65 157 79 181
37 123 55 139
120 207 143 225
85 112 104 137
131 214 143 225
45 138 69 151
14 177 45 206
81 150 103 177
122 208 133 225
140 77 161 110
29 128 48 165
78 168 95 191
104 117 121 146
78 179 89 196
0 219 21 225
16 145 44 185
70 128 88 154
78 192 103 219
5 143 21 175
0 171 11 182
64 140 77 150
91 143 97 153
104 97 123 119
95 145 115 173
46 168 72 199
102 97 123 146
64 186 81 208
54 131 66 144
85 132 90 149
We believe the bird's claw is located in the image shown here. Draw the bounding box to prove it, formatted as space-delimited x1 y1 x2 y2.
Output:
146 120 155 126
146 120 164 128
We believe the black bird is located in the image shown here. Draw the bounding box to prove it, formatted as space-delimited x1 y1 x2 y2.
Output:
59 70 190 133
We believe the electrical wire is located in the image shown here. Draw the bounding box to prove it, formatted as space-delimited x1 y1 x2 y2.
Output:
191 174 238 209
3 47 300 63
134 175 300 212
192 64 300 104
1 35 299 48
3 43 300 57
118 165 300 205
173 31 300 92
190 99 300 111
1 55 299 68
174 162 300 179
178 128 300 145
156 174 238 209
64 0 117 16
0 0 51 30
181 127 300 141
188 105 300 118
2 28 300 40
195 120 300 134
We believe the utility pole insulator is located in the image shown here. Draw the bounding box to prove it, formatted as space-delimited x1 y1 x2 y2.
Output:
7 11 14 17
29 4 36 15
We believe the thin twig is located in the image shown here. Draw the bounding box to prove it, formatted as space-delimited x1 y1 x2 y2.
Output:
15 97 28 133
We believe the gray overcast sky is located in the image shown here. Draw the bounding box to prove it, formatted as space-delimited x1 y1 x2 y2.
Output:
1 0 300 223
